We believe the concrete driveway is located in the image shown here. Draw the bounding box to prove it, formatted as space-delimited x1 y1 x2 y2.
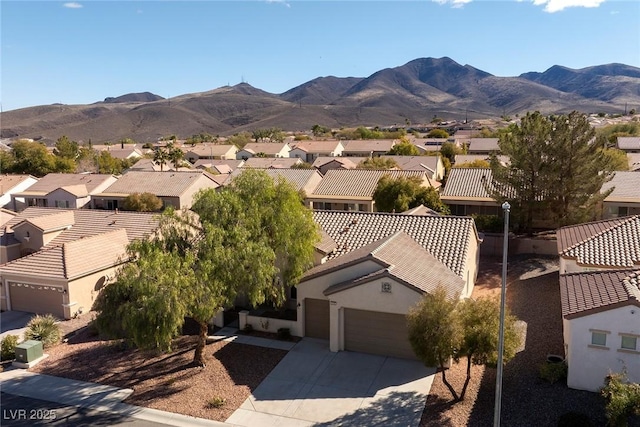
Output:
0 311 34 341
227 338 435 427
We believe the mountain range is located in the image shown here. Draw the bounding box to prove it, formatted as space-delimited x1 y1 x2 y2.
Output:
2 57 639 144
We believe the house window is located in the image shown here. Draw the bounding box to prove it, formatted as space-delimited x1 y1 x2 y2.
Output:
591 331 607 347
290 286 297 300
55 200 70 208
621 335 637 350
618 207 629 217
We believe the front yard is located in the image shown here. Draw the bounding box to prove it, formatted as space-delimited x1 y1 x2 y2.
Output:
420 255 616 427
29 327 288 421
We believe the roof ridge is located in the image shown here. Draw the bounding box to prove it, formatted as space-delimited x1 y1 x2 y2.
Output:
622 270 640 300
370 231 406 257
564 215 640 254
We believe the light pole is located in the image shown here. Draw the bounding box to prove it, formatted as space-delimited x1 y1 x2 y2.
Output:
493 201 511 427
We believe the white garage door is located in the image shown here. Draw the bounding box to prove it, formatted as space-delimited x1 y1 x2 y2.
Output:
344 308 416 360
9 282 65 319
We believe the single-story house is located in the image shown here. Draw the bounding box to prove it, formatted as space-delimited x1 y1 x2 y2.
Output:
91 170 220 211
466 138 500 155
91 145 144 160
600 171 640 219
453 154 509 167
184 144 238 163
193 159 245 174
342 140 396 157
617 136 640 153
440 168 502 216
381 155 445 181
559 269 640 392
295 210 481 358
236 142 291 160
307 169 436 212
0 207 159 318
227 168 324 205
10 173 117 212
312 157 361 175
290 140 345 163
0 174 38 210
556 215 640 275
241 157 302 169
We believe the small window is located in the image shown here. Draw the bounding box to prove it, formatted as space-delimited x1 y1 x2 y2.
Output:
621 335 637 350
591 331 607 347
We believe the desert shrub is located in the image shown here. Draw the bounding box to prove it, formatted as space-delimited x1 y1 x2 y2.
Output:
601 370 640 427
206 396 225 409
1 335 19 361
539 361 568 384
472 214 504 233
24 314 61 348
277 327 291 340
243 324 253 333
557 411 593 427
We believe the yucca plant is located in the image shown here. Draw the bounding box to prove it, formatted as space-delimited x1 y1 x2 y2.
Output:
24 314 61 348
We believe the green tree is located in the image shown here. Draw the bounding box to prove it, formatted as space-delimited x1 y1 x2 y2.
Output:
407 289 521 402
95 170 319 366
10 140 56 177
167 142 185 169
153 146 170 171
489 112 553 233
227 132 253 149
53 136 79 160
427 129 449 138
356 157 399 170
440 142 460 164
387 139 420 156
311 124 330 137
601 370 640 427
601 148 630 171
122 192 163 212
0 150 15 174
453 159 491 169
373 175 449 214
252 128 284 143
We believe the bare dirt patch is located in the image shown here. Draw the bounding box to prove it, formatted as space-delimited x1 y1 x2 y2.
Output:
29 328 288 421
420 255 618 427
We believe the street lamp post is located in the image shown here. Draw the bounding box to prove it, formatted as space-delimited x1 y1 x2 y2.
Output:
493 201 511 427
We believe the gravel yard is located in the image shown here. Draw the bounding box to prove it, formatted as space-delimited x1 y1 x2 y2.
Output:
29 324 288 421
421 255 619 427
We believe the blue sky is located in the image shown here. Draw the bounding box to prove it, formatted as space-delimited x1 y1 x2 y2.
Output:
1 0 639 111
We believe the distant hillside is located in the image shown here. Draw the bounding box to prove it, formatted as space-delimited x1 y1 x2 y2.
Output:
2 57 639 143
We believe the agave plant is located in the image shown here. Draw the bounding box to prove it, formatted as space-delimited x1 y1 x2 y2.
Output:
24 314 61 348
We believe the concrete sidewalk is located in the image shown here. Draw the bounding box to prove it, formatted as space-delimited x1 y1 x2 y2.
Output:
208 326 297 351
0 368 233 426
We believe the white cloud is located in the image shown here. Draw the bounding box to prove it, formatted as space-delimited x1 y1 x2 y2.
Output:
433 0 473 8
532 0 606 13
63 2 83 9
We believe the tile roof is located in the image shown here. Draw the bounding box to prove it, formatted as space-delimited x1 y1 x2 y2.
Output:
1 207 159 248
617 136 640 151
380 156 439 172
193 159 244 171
559 269 640 319
13 173 114 195
239 143 290 155
441 168 496 200
186 144 237 157
51 184 89 198
311 169 429 198
312 210 477 277
229 168 323 193
601 171 640 202
467 138 500 152
0 175 37 195
0 228 130 280
401 205 441 216
241 158 302 168
98 147 143 160
557 216 640 267
627 153 640 171
98 170 218 197
15 210 75 232
291 140 343 153
343 140 396 153
305 231 465 298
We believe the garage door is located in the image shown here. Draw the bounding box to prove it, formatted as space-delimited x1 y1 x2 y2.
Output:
305 298 330 339
9 283 65 319
344 308 416 360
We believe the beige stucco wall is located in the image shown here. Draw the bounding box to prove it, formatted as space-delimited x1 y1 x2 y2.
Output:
460 231 480 298
178 176 219 209
602 201 640 219
67 266 120 319
45 189 90 209
565 305 640 392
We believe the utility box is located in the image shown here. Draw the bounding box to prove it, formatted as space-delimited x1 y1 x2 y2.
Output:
15 340 43 363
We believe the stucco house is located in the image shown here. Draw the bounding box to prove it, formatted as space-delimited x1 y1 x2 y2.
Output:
342 140 396 157
91 170 220 211
193 159 244 174
466 138 500 155
311 157 360 175
9 173 117 212
559 269 640 392
184 144 238 163
91 145 144 160
307 169 436 212
441 168 502 216
381 155 445 181
0 207 159 318
556 215 640 275
290 140 345 163
241 157 302 169
0 174 38 210
600 171 640 219
236 142 291 160
295 210 481 359
228 168 324 206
